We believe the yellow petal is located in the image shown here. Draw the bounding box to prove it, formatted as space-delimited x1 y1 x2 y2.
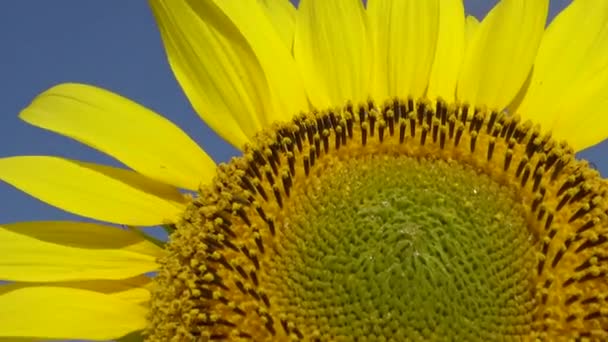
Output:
516 0 608 151
464 15 480 53
0 287 146 340
0 156 186 226
0 222 159 282
456 0 548 109
150 0 263 148
368 0 440 100
426 0 465 102
294 0 370 108
0 275 152 304
258 0 296 51
151 0 307 148
187 0 308 123
111 287 151 304
1 221 163 256
20 83 216 191
546 68 608 151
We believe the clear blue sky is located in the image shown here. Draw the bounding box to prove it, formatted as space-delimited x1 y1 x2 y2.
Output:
0 0 602 227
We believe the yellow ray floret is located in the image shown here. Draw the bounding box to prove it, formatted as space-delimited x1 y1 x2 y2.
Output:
20 83 216 191
426 0 465 102
0 156 186 225
516 0 608 151
0 286 147 341
368 0 440 101
257 0 297 50
457 0 548 109
150 0 308 148
0 221 162 282
294 0 370 108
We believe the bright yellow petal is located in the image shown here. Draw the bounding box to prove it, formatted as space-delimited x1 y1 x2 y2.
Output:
368 0 440 100
456 0 548 109
426 0 465 102
258 0 296 50
516 0 608 151
0 287 146 340
1 275 152 304
0 156 186 226
20 83 216 191
151 0 307 148
0 222 160 282
464 15 480 55
546 68 608 151
187 0 308 123
1 221 163 256
111 287 151 304
150 0 263 148
294 0 370 108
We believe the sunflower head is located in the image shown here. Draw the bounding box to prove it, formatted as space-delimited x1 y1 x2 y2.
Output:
148 98 608 341
1 0 608 341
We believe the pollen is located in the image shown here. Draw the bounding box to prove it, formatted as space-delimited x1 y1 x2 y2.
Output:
147 98 608 341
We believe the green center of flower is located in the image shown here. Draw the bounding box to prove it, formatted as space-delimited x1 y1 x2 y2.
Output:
263 155 536 339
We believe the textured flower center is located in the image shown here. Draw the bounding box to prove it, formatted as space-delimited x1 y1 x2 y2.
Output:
148 98 608 341
266 156 535 339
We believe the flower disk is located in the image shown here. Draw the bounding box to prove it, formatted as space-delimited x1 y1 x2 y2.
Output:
148 98 608 341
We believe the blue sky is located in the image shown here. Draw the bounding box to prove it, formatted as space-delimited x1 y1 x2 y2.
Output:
0 0 603 226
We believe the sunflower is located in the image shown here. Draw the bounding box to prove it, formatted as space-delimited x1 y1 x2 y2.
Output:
1 0 608 340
